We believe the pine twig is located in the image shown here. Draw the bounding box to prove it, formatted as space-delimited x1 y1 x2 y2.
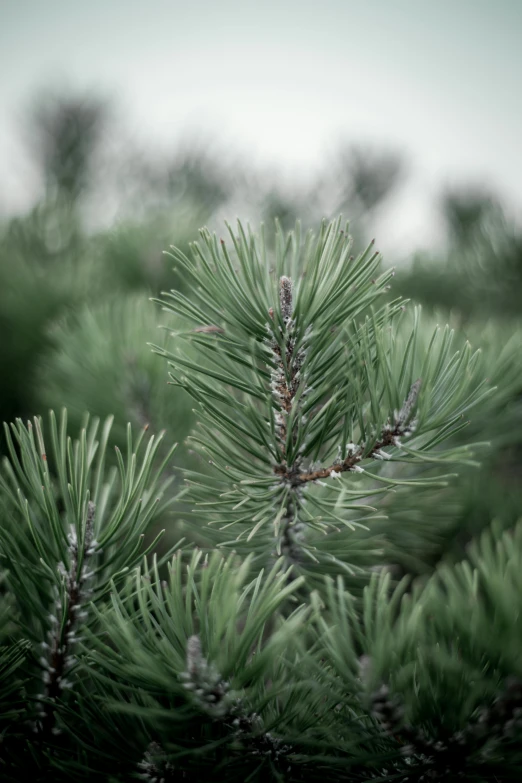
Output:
292 379 421 486
36 501 98 739
180 635 291 762
269 276 309 568
370 676 522 780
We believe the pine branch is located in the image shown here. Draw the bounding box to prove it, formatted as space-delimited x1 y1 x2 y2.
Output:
37 501 98 739
282 378 421 485
370 677 522 780
0 411 177 776
155 219 491 583
83 550 306 779
182 634 290 761
269 276 311 569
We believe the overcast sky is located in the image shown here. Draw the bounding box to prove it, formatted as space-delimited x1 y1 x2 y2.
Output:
1 0 521 255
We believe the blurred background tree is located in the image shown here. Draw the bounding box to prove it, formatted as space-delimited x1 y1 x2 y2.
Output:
397 187 522 321
26 89 110 208
327 143 406 218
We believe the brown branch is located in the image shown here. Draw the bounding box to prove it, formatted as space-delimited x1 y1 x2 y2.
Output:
274 379 422 487
290 426 399 485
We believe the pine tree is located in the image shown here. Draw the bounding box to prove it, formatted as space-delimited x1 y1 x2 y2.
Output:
0 219 520 782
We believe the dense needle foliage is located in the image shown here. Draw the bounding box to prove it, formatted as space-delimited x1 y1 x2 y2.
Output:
0 219 520 782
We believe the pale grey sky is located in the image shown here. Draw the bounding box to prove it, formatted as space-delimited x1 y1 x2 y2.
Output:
1 0 521 254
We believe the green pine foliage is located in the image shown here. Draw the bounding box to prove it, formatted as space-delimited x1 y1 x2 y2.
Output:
361 317 522 576
1 219 521 782
153 219 491 585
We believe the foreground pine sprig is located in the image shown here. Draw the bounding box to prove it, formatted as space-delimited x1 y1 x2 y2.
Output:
154 218 491 585
313 519 522 781
0 411 176 775
82 550 308 781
